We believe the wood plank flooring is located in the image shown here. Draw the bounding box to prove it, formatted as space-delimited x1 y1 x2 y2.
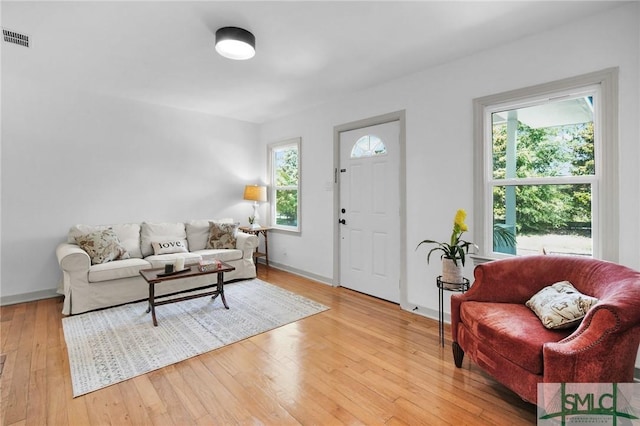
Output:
0 266 537 425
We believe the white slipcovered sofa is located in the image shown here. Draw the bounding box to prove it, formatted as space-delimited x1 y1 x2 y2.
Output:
56 219 258 315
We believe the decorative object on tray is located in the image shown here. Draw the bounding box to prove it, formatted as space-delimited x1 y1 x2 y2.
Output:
199 259 222 272
174 257 185 271
157 265 191 277
417 209 477 284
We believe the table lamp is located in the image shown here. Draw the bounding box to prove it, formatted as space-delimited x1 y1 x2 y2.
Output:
243 185 267 229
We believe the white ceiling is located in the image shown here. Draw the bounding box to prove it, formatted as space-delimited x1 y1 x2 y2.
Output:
1 1 625 124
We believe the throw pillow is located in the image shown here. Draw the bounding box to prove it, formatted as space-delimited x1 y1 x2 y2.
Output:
140 222 187 257
75 229 130 265
526 281 599 329
186 218 235 251
206 222 239 249
68 223 143 258
151 239 189 255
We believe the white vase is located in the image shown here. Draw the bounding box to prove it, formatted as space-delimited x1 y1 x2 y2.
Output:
442 258 464 284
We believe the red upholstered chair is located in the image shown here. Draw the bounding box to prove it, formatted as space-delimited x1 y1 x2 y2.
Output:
450 255 640 403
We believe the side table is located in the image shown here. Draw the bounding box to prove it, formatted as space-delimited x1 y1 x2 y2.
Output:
436 276 469 347
239 226 271 270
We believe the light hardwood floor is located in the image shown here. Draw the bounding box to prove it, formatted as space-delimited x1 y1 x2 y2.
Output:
1 266 536 425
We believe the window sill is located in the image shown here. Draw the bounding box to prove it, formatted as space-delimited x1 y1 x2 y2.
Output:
270 226 301 234
469 254 499 266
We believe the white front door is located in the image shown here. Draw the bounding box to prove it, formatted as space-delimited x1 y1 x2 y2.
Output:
339 121 400 303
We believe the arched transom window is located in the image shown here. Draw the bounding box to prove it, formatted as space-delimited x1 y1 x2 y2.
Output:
350 135 387 158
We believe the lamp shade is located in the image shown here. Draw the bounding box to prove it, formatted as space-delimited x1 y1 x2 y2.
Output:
243 185 267 202
215 27 255 60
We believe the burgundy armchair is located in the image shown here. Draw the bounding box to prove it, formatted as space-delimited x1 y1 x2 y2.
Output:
450 255 640 403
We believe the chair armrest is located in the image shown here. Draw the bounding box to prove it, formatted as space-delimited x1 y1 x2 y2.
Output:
543 305 640 383
235 232 258 259
56 243 90 272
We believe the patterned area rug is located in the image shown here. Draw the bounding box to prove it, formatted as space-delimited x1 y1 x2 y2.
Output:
62 279 328 397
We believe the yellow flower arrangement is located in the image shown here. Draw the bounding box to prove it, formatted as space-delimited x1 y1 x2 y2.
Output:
417 209 477 266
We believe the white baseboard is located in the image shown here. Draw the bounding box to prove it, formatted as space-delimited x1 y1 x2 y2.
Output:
1 288 60 306
260 260 333 286
407 304 441 322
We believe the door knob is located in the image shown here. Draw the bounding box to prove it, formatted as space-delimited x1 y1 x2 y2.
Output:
339 219 346 225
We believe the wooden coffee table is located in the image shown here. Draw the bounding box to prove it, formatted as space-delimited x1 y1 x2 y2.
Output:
139 261 235 326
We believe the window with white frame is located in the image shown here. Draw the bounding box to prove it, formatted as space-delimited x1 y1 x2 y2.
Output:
269 138 300 232
473 69 618 261
350 135 387 158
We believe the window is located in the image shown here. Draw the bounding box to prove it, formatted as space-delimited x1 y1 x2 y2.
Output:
350 135 387 158
269 138 300 232
474 69 618 261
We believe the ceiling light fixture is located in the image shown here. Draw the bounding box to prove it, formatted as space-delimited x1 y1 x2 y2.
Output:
215 26 255 60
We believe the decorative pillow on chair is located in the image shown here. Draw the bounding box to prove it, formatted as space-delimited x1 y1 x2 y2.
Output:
75 229 130 265
151 239 189 255
526 281 599 329
206 222 239 249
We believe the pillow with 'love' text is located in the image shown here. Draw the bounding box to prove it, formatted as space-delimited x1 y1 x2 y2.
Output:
151 239 189 255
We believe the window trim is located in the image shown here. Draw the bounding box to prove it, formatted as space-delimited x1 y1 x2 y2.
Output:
268 137 301 233
473 68 618 261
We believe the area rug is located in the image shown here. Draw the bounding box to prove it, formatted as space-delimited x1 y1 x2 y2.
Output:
62 278 328 397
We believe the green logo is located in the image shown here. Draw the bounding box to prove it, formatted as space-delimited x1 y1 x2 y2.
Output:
538 383 640 425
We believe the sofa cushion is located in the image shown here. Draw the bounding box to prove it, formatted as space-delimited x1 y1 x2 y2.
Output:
140 222 186 257
69 223 142 258
75 229 130 265
145 252 202 268
526 281 599 329
193 249 243 263
460 301 572 375
151 239 189 255
206 222 239 249
186 218 234 251
88 258 151 283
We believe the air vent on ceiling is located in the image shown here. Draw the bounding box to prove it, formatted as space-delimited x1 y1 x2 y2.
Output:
2 28 30 48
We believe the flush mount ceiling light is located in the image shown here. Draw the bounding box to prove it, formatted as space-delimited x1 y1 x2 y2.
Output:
215 26 255 60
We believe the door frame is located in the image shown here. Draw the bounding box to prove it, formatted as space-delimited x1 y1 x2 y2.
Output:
332 110 408 309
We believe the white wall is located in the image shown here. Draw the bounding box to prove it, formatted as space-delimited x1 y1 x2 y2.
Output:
260 3 640 315
1 77 260 302
1 3 638 313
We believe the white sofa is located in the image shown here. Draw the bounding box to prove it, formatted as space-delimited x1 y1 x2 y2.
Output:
56 220 258 315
